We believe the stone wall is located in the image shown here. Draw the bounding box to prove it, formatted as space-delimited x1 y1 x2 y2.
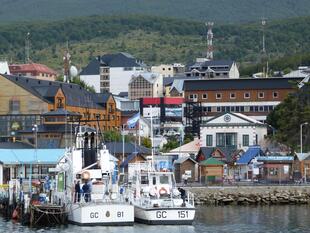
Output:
189 186 310 205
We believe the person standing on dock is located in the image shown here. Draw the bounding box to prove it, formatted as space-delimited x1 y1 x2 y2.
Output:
75 180 81 203
82 181 90 202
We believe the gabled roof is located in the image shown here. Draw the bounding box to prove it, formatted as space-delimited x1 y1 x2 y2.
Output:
105 142 151 155
203 112 264 126
236 146 265 165
198 146 242 163
9 63 57 75
200 157 224 166
1 74 111 109
0 149 65 165
183 77 303 91
170 138 200 153
120 152 146 167
80 53 144 75
129 72 160 84
186 60 234 73
174 156 197 164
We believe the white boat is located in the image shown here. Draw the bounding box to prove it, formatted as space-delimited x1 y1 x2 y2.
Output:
52 126 134 226
128 162 195 225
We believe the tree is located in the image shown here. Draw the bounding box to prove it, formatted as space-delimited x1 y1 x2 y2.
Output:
267 83 310 152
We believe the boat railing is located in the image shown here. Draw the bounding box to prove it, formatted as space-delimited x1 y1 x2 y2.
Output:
71 191 127 204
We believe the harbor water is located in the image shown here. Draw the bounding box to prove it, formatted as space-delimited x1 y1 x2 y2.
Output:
1 205 310 233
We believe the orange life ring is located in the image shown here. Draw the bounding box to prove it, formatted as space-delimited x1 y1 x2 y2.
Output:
159 187 167 195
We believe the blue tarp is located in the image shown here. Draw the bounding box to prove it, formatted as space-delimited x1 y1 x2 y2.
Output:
236 146 265 165
0 149 65 165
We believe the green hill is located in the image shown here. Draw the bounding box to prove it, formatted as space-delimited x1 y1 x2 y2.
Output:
1 15 310 74
1 0 310 23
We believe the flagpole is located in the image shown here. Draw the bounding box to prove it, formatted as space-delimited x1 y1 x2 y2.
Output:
122 124 125 174
138 108 141 146
150 106 154 169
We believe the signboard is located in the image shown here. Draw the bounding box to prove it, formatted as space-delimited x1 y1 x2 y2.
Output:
143 107 160 118
165 108 182 117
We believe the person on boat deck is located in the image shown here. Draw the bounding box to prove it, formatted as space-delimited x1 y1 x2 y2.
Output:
75 180 81 203
82 181 90 202
178 187 186 204
87 179 93 201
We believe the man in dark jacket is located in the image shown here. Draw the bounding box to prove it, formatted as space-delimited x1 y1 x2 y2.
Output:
74 180 81 203
82 181 90 202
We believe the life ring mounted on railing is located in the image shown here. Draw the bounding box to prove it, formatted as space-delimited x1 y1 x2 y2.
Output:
159 187 168 196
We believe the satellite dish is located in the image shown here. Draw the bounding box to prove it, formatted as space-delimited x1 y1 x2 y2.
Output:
70 65 78 77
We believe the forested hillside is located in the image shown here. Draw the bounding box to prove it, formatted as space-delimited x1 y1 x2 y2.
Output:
0 15 310 74
0 0 310 23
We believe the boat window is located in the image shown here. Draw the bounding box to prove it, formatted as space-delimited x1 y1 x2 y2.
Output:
141 175 149 184
152 177 156 185
160 175 169 184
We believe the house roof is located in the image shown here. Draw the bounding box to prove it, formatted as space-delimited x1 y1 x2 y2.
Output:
200 157 224 166
236 146 265 164
9 63 57 75
0 149 65 165
170 138 201 153
198 146 242 163
120 152 146 167
1 74 112 109
183 77 303 91
80 53 144 75
174 156 197 164
105 142 151 155
129 72 160 84
186 60 234 73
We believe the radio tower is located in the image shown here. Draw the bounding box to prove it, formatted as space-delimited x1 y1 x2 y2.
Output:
206 22 214 60
261 18 268 77
25 32 31 63
63 41 71 83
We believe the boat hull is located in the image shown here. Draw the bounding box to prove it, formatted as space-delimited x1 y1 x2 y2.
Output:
134 206 195 225
68 203 134 226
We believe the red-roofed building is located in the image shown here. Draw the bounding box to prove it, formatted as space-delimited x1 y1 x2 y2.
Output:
9 63 58 81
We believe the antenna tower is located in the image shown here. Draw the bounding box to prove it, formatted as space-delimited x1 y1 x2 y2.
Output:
261 18 268 77
25 32 31 63
63 41 71 83
206 22 214 60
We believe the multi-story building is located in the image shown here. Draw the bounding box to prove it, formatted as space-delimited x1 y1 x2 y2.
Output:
183 77 302 135
0 74 121 142
9 63 57 81
151 63 185 78
79 52 146 94
185 58 239 79
128 73 163 100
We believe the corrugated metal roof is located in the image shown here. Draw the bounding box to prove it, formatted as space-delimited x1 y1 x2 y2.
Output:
0 149 65 164
236 146 265 165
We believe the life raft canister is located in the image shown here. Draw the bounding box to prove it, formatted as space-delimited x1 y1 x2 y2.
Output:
159 187 168 195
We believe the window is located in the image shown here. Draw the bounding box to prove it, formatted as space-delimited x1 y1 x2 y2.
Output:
160 175 169 184
202 93 208 99
273 92 279 98
206 135 213 147
188 94 198 100
258 92 264 98
244 92 250 99
216 133 237 147
9 99 20 114
216 93 222 99
269 168 278 176
230 93 236 99
243 135 249 146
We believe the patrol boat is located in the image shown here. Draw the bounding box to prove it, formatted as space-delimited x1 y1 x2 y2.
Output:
128 162 195 225
53 126 134 226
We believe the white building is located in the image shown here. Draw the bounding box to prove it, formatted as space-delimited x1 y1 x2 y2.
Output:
0 60 10 75
79 52 146 94
200 112 267 151
128 72 163 100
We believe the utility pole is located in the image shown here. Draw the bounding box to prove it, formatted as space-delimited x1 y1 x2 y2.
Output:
25 32 31 63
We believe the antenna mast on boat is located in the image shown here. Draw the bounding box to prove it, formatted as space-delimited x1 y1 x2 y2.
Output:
150 105 154 168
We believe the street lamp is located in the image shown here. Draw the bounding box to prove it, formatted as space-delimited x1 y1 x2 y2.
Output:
29 124 38 196
300 122 309 155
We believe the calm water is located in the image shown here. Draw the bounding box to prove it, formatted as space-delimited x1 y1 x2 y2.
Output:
1 205 310 233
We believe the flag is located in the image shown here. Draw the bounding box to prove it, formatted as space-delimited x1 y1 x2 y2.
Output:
127 112 140 128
